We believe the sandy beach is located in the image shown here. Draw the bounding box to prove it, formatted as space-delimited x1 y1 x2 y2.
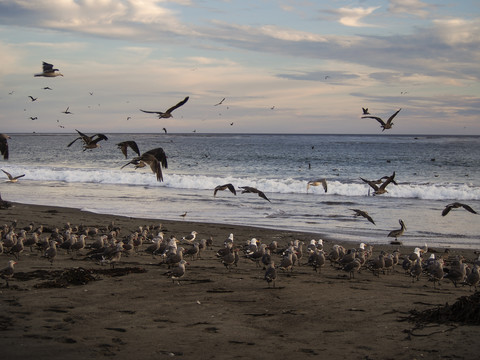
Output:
1 202 479 360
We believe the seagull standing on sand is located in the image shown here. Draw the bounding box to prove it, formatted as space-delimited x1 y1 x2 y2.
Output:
0 260 17 288
140 96 189 118
214 183 237 197
1 169 25 183
165 260 189 284
264 261 277 288
307 179 327 193
441 202 477 216
362 108 401 131
0 134 10 160
34 61 63 77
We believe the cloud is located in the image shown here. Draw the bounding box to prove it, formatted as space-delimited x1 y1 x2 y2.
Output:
388 0 431 18
327 6 381 27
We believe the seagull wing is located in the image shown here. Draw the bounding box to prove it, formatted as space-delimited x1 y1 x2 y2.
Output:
386 108 401 125
226 183 237 195
42 62 54 73
379 172 395 190
362 116 386 126
13 174 25 180
360 177 379 191
140 109 164 115
1 169 12 180
441 205 453 216
67 137 82 147
461 204 477 214
144 147 168 169
165 96 189 114
257 190 271 202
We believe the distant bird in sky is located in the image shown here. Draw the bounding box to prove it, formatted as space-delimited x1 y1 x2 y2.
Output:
362 108 401 131
361 172 396 195
8 91 14 95
307 179 327 193
28 96 37 102
67 129 108 150
214 97 225 106
34 61 63 77
239 186 271 202
350 209 375 225
89 92 94 95
126 116 131 121
121 147 168 182
2 169 25 183
230 122 234 126
140 96 189 118
62 107 73 114
214 183 237 197
116 141 140 159
162 128 167 134
442 202 477 216
29 117 37 121
0 134 10 160
362 107 370 115
43 86 52 90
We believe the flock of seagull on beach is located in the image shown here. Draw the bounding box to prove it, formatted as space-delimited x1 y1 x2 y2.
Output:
1 61 479 289
1 218 480 292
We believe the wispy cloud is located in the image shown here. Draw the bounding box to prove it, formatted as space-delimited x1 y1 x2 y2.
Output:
327 6 381 27
388 0 432 18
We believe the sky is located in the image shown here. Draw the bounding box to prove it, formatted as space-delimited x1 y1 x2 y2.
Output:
0 0 479 134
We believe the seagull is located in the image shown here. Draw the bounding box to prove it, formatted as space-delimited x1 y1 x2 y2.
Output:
140 96 189 118
162 128 167 134
307 179 327 193
29 117 38 121
34 61 63 77
2 169 25 183
360 172 396 195
62 107 73 114
387 219 406 243
0 260 17 288
165 260 189 284
67 129 108 150
214 183 237 197
116 141 140 159
350 209 375 225
239 186 271 202
362 108 401 131
264 261 277 288
121 147 168 182
442 202 477 216
0 134 10 160
362 107 370 115
214 97 225 106
28 96 38 101
43 86 52 90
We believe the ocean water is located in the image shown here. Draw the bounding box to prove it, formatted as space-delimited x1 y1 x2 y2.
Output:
1 133 479 249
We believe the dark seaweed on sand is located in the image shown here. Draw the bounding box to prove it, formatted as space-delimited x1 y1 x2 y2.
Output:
405 291 480 325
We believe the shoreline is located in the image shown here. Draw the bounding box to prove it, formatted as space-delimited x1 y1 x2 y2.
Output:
1 201 480 359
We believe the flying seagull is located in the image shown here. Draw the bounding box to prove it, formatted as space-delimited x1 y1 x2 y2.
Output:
350 209 375 225
116 141 140 159
239 186 271 202
67 129 108 150
121 147 168 182
29 117 37 121
0 133 10 160
43 86 52 90
62 107 73 114
360 172 396 195
140 96 189 118
362 107 370 115
28 96 38 102
442 202 477 216
2 169 25 183
362 108 401 131
307 179 327 193
214 98 225 106
34 61 63 77
214 183 237 197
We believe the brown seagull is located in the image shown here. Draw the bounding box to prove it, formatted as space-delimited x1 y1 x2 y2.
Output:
116 141 140 159
140 96 189 118
362 108 401 131
350 209 375 225
2 169 25 183
67 129 108 150
239 186 271 202
442 202 477 216
214 183 237 197
121 147 168 182
360 172 396 195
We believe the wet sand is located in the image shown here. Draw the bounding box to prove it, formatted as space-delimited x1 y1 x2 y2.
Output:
1 202 480 359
